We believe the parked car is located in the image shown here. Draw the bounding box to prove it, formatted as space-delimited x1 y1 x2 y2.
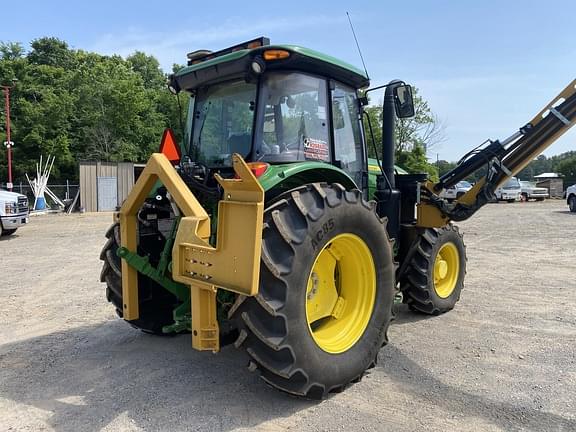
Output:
440 180 473 202
566 184 576 213
0 189 29 236
495 177 522 202
519 181 549 201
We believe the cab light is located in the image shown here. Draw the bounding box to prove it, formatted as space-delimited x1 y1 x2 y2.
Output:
158 128 182 165
247 162 269 178
263 50 290 61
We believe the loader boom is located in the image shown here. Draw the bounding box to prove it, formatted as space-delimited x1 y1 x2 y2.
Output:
416 79 576 227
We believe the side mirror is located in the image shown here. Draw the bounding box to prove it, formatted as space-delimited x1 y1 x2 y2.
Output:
393 84 415 118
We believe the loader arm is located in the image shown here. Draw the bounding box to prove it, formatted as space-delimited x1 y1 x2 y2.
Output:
416 79 576 227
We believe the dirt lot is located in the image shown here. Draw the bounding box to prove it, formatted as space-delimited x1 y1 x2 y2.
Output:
1 200 574 432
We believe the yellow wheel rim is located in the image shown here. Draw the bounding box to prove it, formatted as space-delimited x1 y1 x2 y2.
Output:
433 242 460 298
305 233 376 354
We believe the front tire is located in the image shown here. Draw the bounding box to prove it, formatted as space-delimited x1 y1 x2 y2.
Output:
232 184 395 398
400 225 466 315
0 224 17 236
569 195 576 212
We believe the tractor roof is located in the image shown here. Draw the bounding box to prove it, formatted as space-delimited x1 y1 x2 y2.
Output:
173 44 370 91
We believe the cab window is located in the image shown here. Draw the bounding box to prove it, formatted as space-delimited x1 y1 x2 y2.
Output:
258 72 330 163
331 83 364 187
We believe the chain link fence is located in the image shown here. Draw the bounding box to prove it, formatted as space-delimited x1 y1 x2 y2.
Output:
0 181 79 208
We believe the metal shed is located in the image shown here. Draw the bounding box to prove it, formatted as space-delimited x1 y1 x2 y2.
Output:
79 161 144 212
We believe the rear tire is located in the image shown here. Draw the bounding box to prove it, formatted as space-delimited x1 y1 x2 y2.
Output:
100 223 180 334
232 184 395 399
400 225 466 315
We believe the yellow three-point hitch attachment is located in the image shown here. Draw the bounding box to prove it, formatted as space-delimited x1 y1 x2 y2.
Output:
118 153 264 352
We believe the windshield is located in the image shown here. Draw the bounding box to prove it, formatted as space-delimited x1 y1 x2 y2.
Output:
190 80 257 167
457 181 472 188
503 178 521 189
187 72 331 167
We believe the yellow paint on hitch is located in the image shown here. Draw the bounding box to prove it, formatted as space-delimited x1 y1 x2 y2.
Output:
118 153 264 352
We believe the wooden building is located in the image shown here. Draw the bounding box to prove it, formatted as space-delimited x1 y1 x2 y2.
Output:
534 173 564 198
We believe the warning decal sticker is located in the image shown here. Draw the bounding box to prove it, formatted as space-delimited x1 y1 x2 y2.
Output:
303 137 329 162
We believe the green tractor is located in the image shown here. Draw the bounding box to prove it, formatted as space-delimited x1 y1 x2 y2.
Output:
100 37 576 398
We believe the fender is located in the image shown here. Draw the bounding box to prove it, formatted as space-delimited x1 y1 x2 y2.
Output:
258 162 357 201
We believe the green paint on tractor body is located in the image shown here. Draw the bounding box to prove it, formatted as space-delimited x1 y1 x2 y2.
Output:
258 161 357 194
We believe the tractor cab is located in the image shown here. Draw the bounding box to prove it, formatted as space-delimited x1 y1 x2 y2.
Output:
169 37 412 197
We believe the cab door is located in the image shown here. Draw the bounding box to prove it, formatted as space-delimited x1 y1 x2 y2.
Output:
331 82 366 191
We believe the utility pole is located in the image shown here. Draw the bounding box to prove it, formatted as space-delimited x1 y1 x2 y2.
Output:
2 79 17 191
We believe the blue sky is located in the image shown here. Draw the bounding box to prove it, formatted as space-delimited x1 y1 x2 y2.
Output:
2 0 574 161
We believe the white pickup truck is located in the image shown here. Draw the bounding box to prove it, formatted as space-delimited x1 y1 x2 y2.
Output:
440 180 473 202
520 181 549 201
566 184 576 213
0 189 29 236
495 177 522 202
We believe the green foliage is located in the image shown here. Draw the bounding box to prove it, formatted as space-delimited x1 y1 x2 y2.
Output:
436 159 457 177
555 154 576 186
516 151 576 186
516 154 551 179
362 87 442 179
0 37 184 183
397 144 439 182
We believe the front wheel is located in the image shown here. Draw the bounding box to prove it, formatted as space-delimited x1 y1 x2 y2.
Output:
232 184 395 398
400 225 466 315
0 225 17 236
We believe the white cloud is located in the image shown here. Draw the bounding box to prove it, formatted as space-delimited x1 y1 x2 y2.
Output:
89 15 347 71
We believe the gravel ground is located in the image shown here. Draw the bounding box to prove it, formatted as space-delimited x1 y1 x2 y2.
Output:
0 200 574 432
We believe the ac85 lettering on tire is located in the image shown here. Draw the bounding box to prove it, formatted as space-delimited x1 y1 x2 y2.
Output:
311 218 335 249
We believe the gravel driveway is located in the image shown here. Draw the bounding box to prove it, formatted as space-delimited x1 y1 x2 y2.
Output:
1 200 574 432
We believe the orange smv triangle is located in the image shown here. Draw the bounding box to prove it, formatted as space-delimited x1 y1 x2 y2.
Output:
159 128 181 164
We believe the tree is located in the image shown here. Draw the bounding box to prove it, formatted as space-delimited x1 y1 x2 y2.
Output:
0 39 182 183
556 155 576 186
127 51 165 89
363 87 442 179
27 37 74 69
0 42 25 61
397 144 439 181
437 159 457 177
396 90 446 154
516 154 552 180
